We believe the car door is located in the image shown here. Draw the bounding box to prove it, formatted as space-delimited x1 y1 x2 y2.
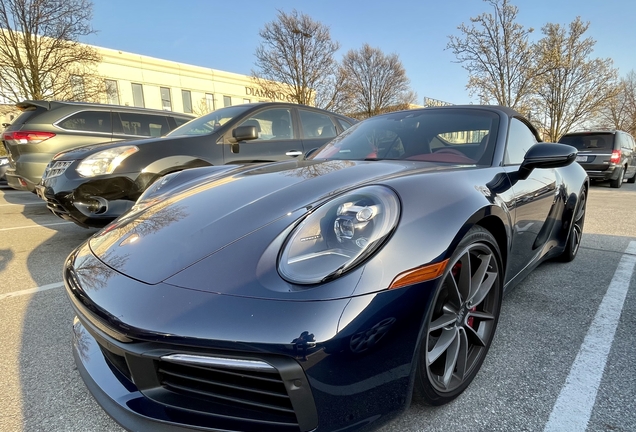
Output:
504 118 560 280
621 132 636 179
298 108 340 155
222 107 305 164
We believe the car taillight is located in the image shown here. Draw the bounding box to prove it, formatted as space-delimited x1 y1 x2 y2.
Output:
610 150 621 164
2 131 56 145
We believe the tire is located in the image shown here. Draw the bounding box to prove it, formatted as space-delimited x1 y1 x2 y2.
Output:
559 189 586 262
413 225 503 406
609 167 624 188
627 170 636 184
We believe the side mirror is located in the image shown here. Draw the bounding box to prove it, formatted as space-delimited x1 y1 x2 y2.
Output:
231 125 259 143
518 143 577 180
304 147 318 159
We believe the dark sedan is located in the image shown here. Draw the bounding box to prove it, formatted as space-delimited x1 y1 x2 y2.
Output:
37 102 356 227
64 106 588 432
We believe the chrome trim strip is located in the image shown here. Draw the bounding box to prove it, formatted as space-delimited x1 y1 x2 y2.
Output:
161 354 276 372
287 250 351 264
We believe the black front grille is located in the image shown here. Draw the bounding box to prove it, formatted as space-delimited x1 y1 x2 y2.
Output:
156 360 300 430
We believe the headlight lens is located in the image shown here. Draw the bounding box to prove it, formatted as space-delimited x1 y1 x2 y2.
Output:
76 146 138 177
279 185 400 284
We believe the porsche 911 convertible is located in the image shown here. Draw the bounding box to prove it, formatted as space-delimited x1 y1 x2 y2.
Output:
64 105 587 432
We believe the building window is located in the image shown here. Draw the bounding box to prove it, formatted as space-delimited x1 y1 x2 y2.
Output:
206 93 215 112
161 87 172 111
70 75 85 101
223 95 232 107
132 83 145 107
243 99 251 104
182 90 193 113
105 80 119 105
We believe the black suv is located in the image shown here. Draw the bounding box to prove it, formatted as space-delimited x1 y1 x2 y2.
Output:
559 130 636 188
2 100 194 192
37 102 357 228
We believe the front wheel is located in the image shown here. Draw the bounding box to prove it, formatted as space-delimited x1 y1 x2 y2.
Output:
414 226 503 405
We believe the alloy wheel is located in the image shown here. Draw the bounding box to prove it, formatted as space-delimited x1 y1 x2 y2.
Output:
425 241 501 393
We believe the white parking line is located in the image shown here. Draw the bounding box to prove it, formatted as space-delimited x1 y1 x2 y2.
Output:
544 241 636 432
0 222 73 232
0 282 64 301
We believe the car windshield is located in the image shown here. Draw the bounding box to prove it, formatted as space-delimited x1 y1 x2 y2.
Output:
309 109 499 165
166 106 251 137
559 133 614 150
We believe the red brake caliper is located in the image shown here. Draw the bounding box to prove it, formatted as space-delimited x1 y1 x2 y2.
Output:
467 308 477 328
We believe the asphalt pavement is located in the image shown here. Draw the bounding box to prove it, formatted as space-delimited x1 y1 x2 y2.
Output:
0 180 634 432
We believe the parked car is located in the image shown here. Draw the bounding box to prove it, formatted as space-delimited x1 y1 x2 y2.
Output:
2 100 194 192
38 102 356 227
64 105 587 432
0 156 8 184
558 130 636 188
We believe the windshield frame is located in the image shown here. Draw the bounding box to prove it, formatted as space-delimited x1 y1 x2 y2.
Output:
166 105 252 137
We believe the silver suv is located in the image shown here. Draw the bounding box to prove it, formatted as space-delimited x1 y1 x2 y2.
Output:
2 100 194 192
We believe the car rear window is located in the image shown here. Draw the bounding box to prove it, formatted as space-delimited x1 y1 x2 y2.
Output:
559 133 614 150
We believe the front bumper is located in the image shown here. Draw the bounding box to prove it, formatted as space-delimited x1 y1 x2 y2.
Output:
65 243 436 432
39 166 141 228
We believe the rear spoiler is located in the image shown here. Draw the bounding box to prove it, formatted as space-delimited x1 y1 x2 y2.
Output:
15 100 67 111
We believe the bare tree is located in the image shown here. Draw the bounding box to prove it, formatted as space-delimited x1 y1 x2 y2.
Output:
533 17 618 141
447 0 536 110
340 44 416 119
596 71 636 135
253 9 341 109
0 0 102 103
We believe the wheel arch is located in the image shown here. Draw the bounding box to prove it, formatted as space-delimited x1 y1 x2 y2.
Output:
445 205 511 278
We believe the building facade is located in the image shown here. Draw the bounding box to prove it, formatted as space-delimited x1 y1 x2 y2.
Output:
95 46 291 114
0 44 293 128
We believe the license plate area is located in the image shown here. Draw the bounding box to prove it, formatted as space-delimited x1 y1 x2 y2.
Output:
575 155 588 163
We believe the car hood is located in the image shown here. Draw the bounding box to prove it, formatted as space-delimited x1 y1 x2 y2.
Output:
88 159 466 286
55 135 195 160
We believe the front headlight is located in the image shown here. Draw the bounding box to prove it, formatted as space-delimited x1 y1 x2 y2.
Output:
279 185 400 284
76 146 138 177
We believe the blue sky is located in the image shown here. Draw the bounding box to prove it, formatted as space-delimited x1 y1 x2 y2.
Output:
85 0 636 106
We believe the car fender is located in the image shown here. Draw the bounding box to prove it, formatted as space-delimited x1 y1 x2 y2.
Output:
352 168 514 297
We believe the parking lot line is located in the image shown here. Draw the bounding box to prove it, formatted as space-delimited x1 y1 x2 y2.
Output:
0 222 74 232
543 241 636 432
0 281 64 301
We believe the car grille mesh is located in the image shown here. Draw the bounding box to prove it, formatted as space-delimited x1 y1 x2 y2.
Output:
157 360 300 429
42 160 72 179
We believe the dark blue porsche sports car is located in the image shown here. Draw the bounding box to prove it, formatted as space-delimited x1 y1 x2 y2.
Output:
64 105 588 432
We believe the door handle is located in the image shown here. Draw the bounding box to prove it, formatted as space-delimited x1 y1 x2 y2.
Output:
286 151 303 157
